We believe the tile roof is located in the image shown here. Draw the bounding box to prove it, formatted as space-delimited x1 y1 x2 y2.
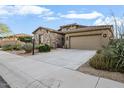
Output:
32 26 64 34
60 23 87 28
62 25 113 34
32 24 113 35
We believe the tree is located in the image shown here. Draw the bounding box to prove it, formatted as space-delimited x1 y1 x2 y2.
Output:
0 23 12 37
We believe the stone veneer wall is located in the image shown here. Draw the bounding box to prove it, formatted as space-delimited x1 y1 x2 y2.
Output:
34 28 64 48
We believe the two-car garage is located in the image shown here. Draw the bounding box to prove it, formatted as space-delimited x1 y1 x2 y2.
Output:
70 35 102 50
64 26 113 50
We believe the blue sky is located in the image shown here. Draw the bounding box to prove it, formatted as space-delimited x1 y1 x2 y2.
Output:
0 5 124 35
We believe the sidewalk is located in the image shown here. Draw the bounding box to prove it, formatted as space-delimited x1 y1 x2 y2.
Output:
0 51 124 88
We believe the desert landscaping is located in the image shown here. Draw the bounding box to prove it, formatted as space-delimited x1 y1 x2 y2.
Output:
0 23 124 88
0 5 124 88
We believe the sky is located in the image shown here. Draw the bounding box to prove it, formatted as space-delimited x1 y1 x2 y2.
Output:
0 5 124 35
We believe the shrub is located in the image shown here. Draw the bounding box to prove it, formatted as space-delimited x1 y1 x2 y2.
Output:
1 43 22 51
90 39 124 73
18 37 32 43
89 54 106 70
35 44 40 49
13 43 22 50
96 50 102 54
22 43 33 53
89 54 114 71
39 44 51 52
2 44 13 51
109 40 124 72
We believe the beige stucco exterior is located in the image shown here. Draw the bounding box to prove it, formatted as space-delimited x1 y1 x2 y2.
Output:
64 29 113 50
58 23 87 32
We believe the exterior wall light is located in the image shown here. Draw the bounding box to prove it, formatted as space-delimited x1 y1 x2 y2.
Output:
103 34 107 38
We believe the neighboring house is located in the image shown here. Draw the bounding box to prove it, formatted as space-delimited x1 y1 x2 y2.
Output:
33 23 114 50
2 33 32 40
0 33 32 46
13 33 32 38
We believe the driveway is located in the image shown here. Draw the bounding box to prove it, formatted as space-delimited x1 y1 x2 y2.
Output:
27 49 96 70
0 50 124 88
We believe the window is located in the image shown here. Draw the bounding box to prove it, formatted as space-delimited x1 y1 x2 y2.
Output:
41 35 43 42
39 34 43 44
39 35 41 44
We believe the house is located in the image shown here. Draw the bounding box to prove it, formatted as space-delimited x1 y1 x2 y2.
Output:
33 23 114 50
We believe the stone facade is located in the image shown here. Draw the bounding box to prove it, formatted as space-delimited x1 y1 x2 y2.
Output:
33 27 64 48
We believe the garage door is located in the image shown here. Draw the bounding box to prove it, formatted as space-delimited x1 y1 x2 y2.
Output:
70 35 102 50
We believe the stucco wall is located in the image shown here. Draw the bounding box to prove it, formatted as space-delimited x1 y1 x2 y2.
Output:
64 29 113 49
60 25 79 32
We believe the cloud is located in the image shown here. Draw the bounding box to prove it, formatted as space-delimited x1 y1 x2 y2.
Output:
68 10 76 13
0 5 53 16
0 5 60 21
60 11 104 19
43 16 59 21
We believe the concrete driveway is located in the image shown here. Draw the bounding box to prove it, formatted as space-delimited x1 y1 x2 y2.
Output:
27 49 96 70
0 50 124 88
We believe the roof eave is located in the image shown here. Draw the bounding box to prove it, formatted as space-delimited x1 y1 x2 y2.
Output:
63 26 113 34
32 27 41 34
32 26 65 35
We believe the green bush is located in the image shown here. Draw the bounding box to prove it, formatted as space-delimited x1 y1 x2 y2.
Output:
2 44 13 51
1 43 22 51
39 44 51 52
13 43 22 50
22 43 33 53
18 37 32 43
96 50 102 54
89 54 105 70
89 54 114 71
90 39 124 73
35 44 40 49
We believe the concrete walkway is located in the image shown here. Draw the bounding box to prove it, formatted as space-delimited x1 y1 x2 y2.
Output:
0 51 124 88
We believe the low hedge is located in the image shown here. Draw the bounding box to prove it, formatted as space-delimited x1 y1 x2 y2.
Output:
39 44 51 52
18 37 32 43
